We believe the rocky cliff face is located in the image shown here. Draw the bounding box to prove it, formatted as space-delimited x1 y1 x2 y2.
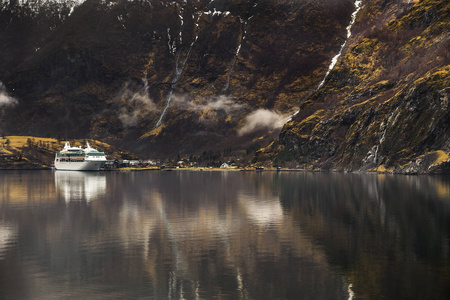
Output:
271 0 450 173
0 0 355 158
1 0 448 172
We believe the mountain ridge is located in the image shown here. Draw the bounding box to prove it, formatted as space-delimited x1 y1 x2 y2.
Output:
1 0 449 172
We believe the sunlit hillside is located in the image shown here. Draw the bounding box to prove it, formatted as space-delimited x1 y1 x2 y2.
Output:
0 136 136 169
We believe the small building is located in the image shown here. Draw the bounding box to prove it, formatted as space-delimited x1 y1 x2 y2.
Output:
142 160 157 166
104 159 119 169
119 160 130 168
129 160 140 166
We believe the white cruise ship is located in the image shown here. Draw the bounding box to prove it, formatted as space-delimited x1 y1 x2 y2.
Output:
54 141 107 171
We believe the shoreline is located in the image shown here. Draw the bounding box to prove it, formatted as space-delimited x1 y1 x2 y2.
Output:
0 166 448 175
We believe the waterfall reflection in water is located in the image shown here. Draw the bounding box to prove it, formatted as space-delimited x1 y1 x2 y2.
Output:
0 170 448 299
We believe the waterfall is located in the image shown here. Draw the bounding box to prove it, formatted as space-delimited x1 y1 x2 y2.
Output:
281 0 363 125
167 28 176 54
223 19 247 92
348 283 355 300
155 12 201 127
317 0 363 90
155 49 191 127
179 5 184 45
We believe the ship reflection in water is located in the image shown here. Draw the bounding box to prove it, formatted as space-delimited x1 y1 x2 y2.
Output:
54 171 106 203
0 222 17 260
0 171 449 299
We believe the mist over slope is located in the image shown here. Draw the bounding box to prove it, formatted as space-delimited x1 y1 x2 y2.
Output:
0 0 355 157
0 0 448 172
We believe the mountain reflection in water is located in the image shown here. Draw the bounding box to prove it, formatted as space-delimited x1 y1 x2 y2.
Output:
0 170 448 299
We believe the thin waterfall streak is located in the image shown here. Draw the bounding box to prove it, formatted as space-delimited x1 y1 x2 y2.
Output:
167 28 171 52
281 109 300 126
223 20 247 92
156 91 173 127
284 0 362 125
156 48 192 127
142 73 149 93
179 6 184 45
348 283 355 300
156 13 201 127
317 0 363 90
167 27 176 54
156 52 181 127
191 12 202 45
223 56 238 92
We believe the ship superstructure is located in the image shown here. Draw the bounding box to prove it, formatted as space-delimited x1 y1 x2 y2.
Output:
54 141 107 171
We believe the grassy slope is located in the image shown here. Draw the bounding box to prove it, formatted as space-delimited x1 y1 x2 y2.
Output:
0 136 137 169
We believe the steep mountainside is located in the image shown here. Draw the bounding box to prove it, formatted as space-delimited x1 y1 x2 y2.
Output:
1 0 355 158
0 0 448 172
263 0 449 173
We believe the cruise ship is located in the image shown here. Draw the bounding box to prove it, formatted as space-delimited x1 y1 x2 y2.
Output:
54 141 107 171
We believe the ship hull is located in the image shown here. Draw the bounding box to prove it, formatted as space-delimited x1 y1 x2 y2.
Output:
54 160 106 171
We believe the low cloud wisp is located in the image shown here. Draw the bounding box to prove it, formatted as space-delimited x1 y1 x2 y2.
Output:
171 94 245 115
117 83 158 127
238 109 289 136
116 86 289 138
0 82 18 108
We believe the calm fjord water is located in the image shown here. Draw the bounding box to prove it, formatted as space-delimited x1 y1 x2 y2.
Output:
0 170 449 299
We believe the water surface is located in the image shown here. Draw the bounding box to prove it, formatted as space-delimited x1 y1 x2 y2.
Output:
0 170 449 299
